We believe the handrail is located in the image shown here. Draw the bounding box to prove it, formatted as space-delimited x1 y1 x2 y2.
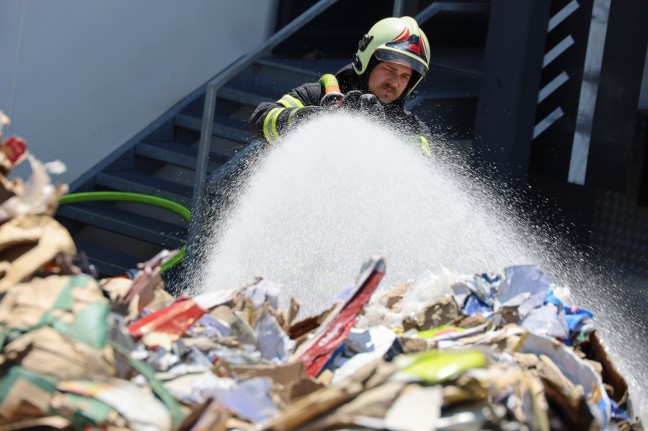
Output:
189 0 339 258
189 0 486 258
414 2 490 25
393 0 406 17
59 192 191 273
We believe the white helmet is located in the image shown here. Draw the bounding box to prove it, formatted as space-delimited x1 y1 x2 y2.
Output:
352 16 431 95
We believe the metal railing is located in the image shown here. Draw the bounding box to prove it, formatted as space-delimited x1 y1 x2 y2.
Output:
188 0 339 254
188 0 491 258
414 1 489 24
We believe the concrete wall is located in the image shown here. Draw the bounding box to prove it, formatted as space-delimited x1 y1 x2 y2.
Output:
0 0 277 183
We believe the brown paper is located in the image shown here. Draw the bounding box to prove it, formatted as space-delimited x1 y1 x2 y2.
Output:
402 296 461 331
513 352 575 396
0 415 72 431
541 376 594 429
231 361 324 404
585 330 629 404
0 215 76 291
397 336 433 353
454 313 488 328
288 297 301 328
3 327 115 380
258 360 397 431
0 274 107 330
336 381 407 417
231 361 307 387
0 377 52 419
382 281 408 311
258 382 363 431
305 381 408 430
288 304 334 340
176 398 230 431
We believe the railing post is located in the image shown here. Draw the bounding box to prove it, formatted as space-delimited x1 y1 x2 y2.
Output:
187 84 217 263
393 0 406 17
186 0 340 266
415 2 490 25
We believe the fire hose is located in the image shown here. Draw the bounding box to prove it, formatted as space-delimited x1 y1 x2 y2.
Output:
58 191 190 273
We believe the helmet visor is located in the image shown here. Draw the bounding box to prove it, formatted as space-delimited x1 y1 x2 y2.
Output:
374 49 427 76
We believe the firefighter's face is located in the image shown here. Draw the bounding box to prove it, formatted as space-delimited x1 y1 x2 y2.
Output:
368 61 412 104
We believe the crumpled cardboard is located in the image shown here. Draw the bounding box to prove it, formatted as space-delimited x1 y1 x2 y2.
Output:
0 274 116 382
1 256 644 431
0 215 76 291
257 360 394 431
0 140 642 431
402 295 461 331
3 326 115 380
54 378 173 431
231 361 323 405
0 274 108 334
0 366 56 420
581 330 629 404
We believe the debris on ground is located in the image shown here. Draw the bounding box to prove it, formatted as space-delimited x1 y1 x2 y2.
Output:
0 121 644 430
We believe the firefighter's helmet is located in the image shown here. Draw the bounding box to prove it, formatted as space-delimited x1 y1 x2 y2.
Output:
353 16 430 96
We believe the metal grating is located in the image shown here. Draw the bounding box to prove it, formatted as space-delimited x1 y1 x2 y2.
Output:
590 111 648 276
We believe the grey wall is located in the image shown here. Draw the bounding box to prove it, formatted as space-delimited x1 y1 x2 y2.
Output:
0 0 277 183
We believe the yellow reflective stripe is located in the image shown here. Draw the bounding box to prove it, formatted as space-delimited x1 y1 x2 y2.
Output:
287 108 299 126
263 107 284 144
318 74 340 94
277 94 304 109
418 135 431 156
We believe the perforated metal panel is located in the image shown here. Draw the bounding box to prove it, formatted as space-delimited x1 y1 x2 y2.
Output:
590 111 648 276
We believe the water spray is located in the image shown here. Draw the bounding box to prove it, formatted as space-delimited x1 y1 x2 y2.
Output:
194 112 647 418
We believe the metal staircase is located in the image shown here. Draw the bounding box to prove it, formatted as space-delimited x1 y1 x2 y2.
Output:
54 1 489 278
55 56 326 277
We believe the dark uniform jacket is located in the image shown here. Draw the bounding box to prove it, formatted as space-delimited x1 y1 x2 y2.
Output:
249 64 431 154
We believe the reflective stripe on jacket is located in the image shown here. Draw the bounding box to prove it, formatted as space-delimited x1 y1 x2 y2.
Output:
249 64 433 152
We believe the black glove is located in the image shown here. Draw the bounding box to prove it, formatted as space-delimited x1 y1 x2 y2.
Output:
338 90 363 110
290 106 324 124
357 93 384 118
338 91 384 119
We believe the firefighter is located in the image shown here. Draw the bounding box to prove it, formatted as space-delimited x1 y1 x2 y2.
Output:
249 16 432 155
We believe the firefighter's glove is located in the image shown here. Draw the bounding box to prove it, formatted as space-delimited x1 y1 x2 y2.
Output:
338 91 384 119
357 93 384 118
291 106 324 124
338 90 364 110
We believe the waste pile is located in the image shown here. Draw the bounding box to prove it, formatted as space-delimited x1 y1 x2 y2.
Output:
0 119 644 431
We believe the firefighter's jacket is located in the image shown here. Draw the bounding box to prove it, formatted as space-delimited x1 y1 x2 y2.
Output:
249 64 432 155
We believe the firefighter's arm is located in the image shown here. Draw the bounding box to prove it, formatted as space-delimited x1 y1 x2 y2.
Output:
412 134 432 156
249 84 323 144
410 113 433 156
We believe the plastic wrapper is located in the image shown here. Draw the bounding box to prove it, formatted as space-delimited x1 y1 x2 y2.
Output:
0 129 643 430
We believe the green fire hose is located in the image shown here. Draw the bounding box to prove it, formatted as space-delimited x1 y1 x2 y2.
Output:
58 192 191 273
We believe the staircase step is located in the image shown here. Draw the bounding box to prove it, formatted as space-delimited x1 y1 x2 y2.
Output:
231 57 347 99
219 86 272 107
74 239 142 277
255 56 348 78
207 139 261 189
174 114 252 144
57 203 186 249
135 142 229 172
95 171 193 207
